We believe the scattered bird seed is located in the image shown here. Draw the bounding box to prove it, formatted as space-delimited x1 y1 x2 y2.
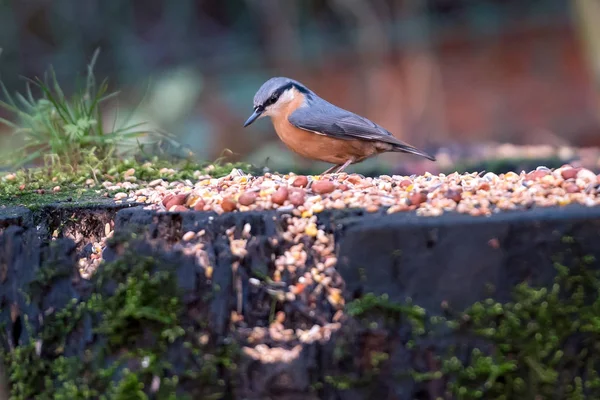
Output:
113 165 600 218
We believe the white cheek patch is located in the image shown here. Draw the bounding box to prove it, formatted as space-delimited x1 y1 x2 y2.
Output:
279 88 296 103
264 88 296 117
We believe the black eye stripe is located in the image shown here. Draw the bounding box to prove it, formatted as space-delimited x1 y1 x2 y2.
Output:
264 94 279 106
262 81 309 108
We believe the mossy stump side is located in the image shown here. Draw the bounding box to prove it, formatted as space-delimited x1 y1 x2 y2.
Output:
1 203 600 399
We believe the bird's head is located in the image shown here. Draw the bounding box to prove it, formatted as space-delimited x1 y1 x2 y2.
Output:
243 77 310 127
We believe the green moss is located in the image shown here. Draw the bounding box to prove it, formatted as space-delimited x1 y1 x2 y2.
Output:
111 370 148 400
0 184 97 210
342 255 600 398
319 294 429 392
101 156 255 182
0 157 254 210
325 375 364 390
346 293 426 334
440 255 600 399
1 240 236 399
90 255 183 348
2 302 108 400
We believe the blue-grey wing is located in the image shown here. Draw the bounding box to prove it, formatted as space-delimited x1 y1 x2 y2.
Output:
288 103 436 161
288 104 398 144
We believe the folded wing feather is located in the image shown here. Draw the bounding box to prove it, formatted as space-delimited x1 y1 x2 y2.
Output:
288 104 435 161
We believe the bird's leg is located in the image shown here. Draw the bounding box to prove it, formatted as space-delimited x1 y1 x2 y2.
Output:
320 164 341 175
333 159 353 174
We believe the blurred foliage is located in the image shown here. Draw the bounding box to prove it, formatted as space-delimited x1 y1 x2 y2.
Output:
0 0 575 172
0 0 597 178
0 50 178 170
0 0 569 83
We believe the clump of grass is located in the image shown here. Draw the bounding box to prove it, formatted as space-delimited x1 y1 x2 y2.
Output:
0 49 256 207
0 49 176 171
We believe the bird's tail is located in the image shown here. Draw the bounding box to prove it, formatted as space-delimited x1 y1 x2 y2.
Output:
391 142 436 161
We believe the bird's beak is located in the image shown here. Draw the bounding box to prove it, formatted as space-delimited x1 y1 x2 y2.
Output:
243 107 263 127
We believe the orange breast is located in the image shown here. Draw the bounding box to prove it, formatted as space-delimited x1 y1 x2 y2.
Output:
271 91 380 165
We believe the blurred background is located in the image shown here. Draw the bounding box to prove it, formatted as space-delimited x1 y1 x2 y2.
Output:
1 0 600 175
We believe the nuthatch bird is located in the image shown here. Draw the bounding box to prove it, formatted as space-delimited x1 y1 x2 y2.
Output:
243 77 436 174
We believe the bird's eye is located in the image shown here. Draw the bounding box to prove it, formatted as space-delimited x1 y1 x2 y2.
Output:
265 94 278 106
